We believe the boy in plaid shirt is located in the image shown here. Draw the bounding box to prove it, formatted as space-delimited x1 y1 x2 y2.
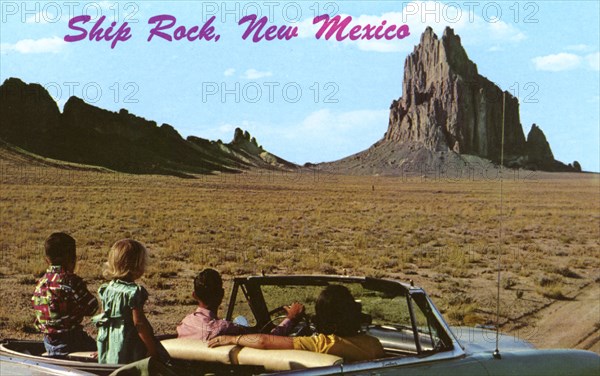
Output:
32 233 98 357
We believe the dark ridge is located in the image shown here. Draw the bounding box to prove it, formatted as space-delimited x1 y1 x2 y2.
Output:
0 78 297 177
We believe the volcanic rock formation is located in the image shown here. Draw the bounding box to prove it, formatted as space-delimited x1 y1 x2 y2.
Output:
525 123 553 163
386 27 527 160
320 27 577 174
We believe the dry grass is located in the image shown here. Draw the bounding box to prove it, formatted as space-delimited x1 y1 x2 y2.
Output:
0 160 598 340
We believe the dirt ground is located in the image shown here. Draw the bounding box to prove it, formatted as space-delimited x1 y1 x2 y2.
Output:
504 281 600 353
0 153 598 354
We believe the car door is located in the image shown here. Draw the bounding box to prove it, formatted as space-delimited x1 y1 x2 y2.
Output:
340 353 490 376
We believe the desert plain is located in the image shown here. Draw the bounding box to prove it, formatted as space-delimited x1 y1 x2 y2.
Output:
0 148 598 354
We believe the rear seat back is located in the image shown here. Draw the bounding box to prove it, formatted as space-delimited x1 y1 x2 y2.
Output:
161 338 235 364
160 338 343 372
237 347 343 371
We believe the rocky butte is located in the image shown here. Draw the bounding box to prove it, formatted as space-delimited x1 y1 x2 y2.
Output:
0 77 296 177
319 27 580 175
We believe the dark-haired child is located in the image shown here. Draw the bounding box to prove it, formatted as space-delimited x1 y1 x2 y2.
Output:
32 232 98 357
177 268 304 340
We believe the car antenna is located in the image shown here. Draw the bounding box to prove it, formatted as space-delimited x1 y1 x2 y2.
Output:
493 91 507 360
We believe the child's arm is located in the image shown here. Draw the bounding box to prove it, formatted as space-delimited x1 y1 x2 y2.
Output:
73 276 99 316
208 334 294 349
132 307 159 358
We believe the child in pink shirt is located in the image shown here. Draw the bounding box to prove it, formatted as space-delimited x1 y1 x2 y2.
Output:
177 269 303 340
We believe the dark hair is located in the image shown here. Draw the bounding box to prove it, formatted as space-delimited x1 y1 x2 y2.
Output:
194 268 224 308
314 285 362 337
44 232 76 265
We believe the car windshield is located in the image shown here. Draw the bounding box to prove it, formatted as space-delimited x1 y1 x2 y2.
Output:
226 277 453 356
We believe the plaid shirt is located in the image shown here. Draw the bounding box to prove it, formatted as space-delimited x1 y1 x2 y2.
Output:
32 265 98 335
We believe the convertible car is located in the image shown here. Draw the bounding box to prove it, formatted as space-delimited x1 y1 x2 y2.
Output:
1 275 599 375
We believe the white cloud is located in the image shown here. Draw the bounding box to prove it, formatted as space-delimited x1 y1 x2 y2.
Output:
297 108 386 134
224 68 236 77
532 53 582 72
241 69 273 80
586 52 599 71
218 123 236 134
0 36 66 54
199 109 388 163
567 44 593 52
296 17 323 38
531 51 599 72
276 108 389 162
297 1 526 53
486 19 526 42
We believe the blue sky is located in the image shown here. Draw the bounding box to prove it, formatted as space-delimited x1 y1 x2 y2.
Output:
1 1 599 171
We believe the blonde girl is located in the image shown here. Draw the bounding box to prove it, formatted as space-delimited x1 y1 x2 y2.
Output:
94 239 160 364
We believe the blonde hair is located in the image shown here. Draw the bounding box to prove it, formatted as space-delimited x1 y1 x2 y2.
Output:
103 239 148 280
